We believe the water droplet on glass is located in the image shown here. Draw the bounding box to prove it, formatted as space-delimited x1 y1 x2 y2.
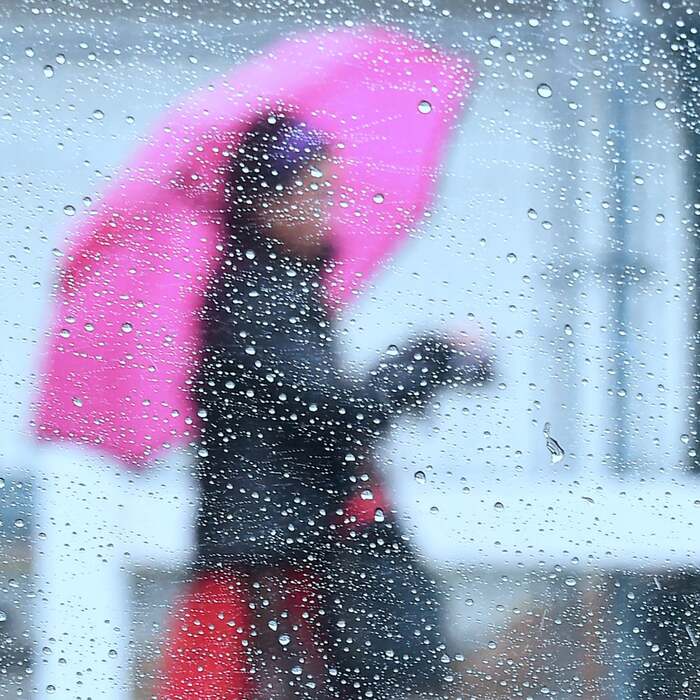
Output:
126 115 135 124
488 36 502 48
0 611 7 622
372 193 385 204
374 508 385 523
537 83 553 98
417 100 432 114
414 470 426 484
93 109 104 120
24 47 34 57
14 519 24 529
543 422 565 464
494 501 504 510
46 686 55 694
43 65 54 78
108 649 117 658
268 619 278 631
386 344 399 356
654 98 666 111
56 53 66 65
278 633 291 646
121 322 133 333
360 489 373 501
506 252 517 263
63 205 76 216
655 213 665 223
565 577 576 587
291 665 303 676
681 434 690 445
527 208 538 220
564 324 573 336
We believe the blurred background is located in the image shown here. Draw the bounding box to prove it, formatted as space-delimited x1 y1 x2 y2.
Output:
1 0 700 697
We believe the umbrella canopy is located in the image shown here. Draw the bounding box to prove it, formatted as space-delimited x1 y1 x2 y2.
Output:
34 25 474 466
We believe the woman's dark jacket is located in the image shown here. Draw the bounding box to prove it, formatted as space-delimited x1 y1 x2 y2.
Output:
193 228 458 571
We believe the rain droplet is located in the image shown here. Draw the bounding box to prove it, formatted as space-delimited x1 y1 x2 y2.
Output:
291 665 303 676
92 109 104 120
14 519 24 529
655 213 665 223
374 508 385 523
372 193 385 204
536 83 553 99
108 649 118 658
24 47 34 57
360 489 373 501
654 98 667 111
488 36 502 48
527 207 538 220
414 470 426 484
278 633 291 646
0 611 7 622
121 322 133 333
494 501 504 510
43 65 54 78
46 686 56 694
681 434 690 445
56 53 66 65
565 577 576 587
417 100 432 114
126 115 135 124
543 422 565 464
386 344 399 356
506 252 517 263
63 205 76 216
268 619 278 631
564 324 573 336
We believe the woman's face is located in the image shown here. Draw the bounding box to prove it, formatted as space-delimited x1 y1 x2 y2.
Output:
258 155 336 258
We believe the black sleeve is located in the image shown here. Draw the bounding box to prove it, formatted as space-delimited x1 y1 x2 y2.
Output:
201 310 462 443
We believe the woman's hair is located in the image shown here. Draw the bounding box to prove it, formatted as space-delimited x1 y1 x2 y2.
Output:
226 113 327 226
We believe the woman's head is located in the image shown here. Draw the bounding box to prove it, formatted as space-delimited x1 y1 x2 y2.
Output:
227 114 336 258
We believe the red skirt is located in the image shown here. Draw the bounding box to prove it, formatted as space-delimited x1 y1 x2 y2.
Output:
155 486 389 699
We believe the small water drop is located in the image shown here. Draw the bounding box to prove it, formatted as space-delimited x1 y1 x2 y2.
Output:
414 470 426 484
63 205 76 216
564 324 573 336
386 344 399 356
506 252 517 263
655 213 665 223
121 322 133 333
374 508 385 523
417 100 432 114
654 98 667 111
278 633 291 646
92 109 104 120
488 36 502 48
543 422 565 464
565 577 576 587
108 649 117 658
372 193 385 204
14 518 24 529
56 53 66 65
536 83 553 99
494 501 504 510
43 65 54 78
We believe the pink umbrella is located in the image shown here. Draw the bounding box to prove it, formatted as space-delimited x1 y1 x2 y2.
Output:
33 25 474 466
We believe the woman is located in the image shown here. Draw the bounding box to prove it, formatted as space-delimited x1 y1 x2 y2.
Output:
157 114 487 699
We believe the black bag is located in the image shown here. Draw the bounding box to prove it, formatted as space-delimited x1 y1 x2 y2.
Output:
324 520 448 698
